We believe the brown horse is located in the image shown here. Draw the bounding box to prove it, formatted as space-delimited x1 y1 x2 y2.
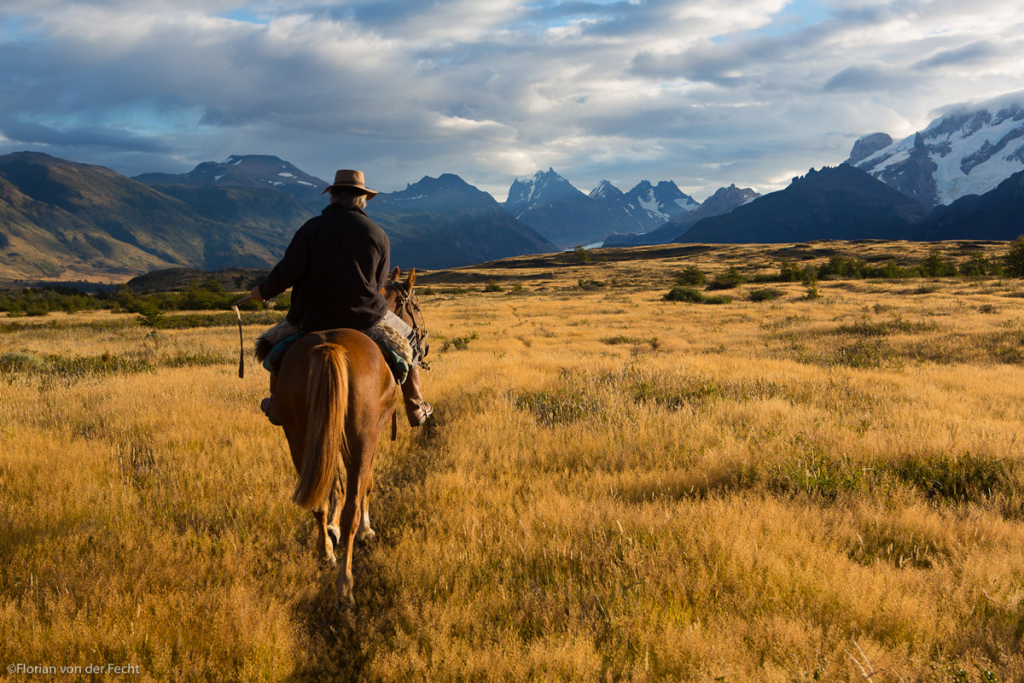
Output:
271 267 427 606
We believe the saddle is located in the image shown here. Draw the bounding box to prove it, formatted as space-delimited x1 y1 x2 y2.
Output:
255 318 413 384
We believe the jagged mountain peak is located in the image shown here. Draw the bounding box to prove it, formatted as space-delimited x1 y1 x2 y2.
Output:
625 178 698 218
849 133 893 165
589 180 623 200
505 168 583 210
849 90 1024 206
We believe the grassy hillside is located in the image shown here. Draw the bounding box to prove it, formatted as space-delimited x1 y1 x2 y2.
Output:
0 153 308 283
2 241 1024 681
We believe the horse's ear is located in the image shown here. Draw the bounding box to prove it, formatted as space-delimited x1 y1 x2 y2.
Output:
405 268 416 292
389 266 400 282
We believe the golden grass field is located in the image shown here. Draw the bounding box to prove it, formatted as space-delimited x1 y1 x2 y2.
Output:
3 240 1024 681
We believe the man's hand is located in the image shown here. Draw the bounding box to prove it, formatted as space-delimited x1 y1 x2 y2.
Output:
250 285 264 302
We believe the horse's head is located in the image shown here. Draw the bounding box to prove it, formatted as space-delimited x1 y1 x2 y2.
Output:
385 266 429 362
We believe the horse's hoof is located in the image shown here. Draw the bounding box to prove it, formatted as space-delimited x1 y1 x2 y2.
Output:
336 587 356 609
357 528 377 545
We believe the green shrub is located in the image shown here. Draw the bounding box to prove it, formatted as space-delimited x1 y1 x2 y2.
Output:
1005 236 1024 277
568 246 591 264
802 268 821 300
818 255 868 279
776 262 804 282
675 266 706 287
707 267 746 290
440 332 478 352
664 287 705 303
873 259 916 279
577 279 606 291
748 288 784 302
920 248 957 277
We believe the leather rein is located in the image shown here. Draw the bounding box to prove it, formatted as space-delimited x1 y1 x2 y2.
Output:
385 280 430 370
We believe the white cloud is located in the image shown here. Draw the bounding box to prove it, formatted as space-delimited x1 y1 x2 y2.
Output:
0 0 1022 202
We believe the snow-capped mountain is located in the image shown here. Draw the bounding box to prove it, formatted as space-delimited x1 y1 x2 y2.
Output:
134 154 328 205
504 168 583 213
623 180 698 221
137 159 559 268
372 173 557 268
588 180 666 234
604 184 759 247
849 91 1024 206
503 169 696 248
588 179 623 202
587 179 699 234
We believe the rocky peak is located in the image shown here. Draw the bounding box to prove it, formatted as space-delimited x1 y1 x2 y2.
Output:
589 180 623 200
848 133 893 165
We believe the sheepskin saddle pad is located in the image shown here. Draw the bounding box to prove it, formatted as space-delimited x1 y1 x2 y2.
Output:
255 319 413 383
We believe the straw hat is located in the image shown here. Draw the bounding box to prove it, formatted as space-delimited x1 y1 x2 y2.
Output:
321 169 378 198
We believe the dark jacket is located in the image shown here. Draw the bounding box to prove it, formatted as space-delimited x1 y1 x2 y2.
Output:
258 203 390 332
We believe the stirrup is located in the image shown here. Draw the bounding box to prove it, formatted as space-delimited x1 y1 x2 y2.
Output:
261 397 282 426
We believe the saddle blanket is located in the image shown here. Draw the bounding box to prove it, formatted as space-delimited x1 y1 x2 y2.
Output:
255 314 415 384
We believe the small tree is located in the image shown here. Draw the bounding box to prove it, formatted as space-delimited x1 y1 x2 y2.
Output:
802 267 821 300
920 248 957 277
676 266 707 287
571 246 591 264
707 267 746 290
777 262 804 282
959 252 990 278
1005 237 1024 277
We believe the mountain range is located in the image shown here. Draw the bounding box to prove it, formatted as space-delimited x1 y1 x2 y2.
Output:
134 155 556 268
0 152 306 281
603 184 760 247
2 90 1024 283
135 154 328 207
677 165 929 243
504 169 696 248
0 153 556 281
676 163 1024 244
371 174 556 268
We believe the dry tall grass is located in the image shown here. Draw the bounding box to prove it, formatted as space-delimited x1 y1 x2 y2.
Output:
3 241 1024 681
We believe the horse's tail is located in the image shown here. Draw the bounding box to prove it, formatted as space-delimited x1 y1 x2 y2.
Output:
293 342 349 511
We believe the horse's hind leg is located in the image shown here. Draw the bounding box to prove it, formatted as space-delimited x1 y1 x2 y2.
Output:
357 473 376 544
313 497 337 565
335 469 365 607
325 473 344 557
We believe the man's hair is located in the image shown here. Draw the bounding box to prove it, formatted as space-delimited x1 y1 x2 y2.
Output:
329 186 368 210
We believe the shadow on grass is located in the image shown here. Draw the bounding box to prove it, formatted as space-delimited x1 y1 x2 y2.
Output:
289 408 453 680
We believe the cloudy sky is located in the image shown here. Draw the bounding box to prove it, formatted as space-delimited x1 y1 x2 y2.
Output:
1 0 1023 201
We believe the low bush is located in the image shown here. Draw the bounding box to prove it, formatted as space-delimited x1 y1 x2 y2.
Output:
664 287 705 303
707 267 746 290
749 288 784 302
675 266 707 287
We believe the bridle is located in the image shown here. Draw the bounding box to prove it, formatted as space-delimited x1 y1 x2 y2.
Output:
385 279 430 368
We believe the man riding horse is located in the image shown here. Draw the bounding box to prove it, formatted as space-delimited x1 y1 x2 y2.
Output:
250 168 432 427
